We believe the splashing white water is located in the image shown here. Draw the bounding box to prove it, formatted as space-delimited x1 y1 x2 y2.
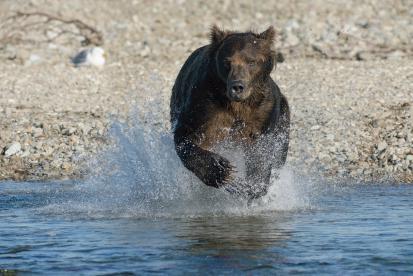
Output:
40 114 314 218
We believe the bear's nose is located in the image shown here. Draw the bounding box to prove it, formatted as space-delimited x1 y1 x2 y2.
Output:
231 81 244 94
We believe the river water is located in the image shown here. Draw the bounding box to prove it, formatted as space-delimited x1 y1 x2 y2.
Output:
1 121 412 275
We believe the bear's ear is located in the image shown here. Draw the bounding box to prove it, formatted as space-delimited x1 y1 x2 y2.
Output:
210 25 230 45
258 26 276 43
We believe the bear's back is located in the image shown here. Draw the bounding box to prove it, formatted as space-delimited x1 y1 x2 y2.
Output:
170 45 210 129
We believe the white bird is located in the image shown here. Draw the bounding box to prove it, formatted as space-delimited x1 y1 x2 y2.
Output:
72 47 106 67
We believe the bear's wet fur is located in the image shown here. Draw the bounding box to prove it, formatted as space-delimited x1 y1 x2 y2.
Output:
170 26 290 199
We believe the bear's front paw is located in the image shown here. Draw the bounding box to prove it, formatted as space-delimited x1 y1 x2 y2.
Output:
203 154 234 188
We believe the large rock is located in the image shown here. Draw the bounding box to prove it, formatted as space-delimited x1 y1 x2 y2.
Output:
3 142 21 157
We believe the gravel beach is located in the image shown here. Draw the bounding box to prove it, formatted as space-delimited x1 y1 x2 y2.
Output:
0 0 412 182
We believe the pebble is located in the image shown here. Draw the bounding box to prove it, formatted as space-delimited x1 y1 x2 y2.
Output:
32 127 44 138
61 162 72 171
25 54 42 66
61 127 77 136
139 44 151 57
77 123 91 135
4 142 22 157
377 141 388 152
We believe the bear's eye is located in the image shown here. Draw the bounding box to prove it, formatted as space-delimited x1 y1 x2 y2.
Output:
248 61 257 67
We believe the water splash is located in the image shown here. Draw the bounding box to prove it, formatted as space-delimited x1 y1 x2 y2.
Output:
38 110 316 218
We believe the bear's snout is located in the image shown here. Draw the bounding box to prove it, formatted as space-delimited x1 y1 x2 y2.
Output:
230 81 244 94
227 80 248 101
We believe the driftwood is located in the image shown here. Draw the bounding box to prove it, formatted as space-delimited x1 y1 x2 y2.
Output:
0 11 103 47
278 29 413 61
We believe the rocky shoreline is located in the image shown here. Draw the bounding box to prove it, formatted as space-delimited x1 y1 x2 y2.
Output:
1 0 412 183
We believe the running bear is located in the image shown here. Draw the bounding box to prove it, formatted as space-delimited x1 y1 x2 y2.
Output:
170 26 290 198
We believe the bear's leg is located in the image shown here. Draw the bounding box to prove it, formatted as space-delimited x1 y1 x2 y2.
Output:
175 138 234 188
243 94 289 199
269 107 290 182
266 94 290 172
244 126 289 200
244 140 273 199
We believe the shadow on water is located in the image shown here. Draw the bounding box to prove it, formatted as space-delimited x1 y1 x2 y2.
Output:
169 215 294 272
174 215 292 254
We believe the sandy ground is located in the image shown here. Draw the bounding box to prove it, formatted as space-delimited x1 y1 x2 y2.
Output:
0 0 412 182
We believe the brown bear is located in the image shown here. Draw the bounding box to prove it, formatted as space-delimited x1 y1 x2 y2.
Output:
170 25 290 199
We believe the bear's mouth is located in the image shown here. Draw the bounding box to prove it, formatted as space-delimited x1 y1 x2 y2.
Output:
227 92 243 102
226 89 251 102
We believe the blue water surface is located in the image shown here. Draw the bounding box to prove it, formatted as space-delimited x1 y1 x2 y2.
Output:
0 181 412 275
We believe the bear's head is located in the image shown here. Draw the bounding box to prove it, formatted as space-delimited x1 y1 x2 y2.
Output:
210 25 276 102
